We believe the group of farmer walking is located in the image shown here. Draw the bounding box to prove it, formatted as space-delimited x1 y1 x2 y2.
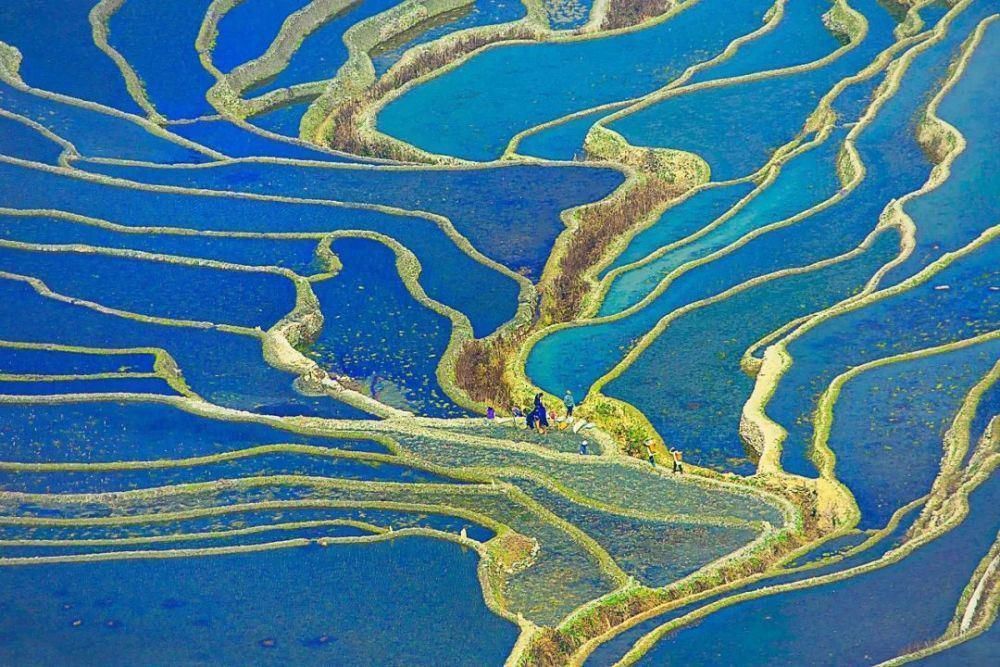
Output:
487 390 685 473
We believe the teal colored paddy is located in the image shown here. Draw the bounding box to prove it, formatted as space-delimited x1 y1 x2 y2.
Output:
528 0 986 413
684 0 841 84
371 0 527 76
608 0 897 180
377 0 774 160
633 471 1000 665
886 19 1000 287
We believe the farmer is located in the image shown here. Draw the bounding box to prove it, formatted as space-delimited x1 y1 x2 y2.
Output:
563 390 575 417
534 393 549 434
644 439 656 467
670 447 684 474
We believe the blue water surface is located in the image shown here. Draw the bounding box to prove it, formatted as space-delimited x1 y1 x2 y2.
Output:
686 0 842 84
0 347 154 375
378 0 774 160
81 159 626 282
310 238 469 417
0 0 142 114
0 538 520 665
213 0 312 72
633 470 1000 665
0 278 371 419
107 0 218 119
0 82 210 163
371 0 527 76
609 0 896 180
249 0 403 96
0 160 521 337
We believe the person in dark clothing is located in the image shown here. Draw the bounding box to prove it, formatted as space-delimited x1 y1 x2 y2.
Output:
534 393 549 433
526 408 537 430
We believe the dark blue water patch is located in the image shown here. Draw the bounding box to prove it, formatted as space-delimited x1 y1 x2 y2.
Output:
0 451 451 495
967 379 999 467
0 244 297 329
610 0 897 180
586 499 926 666
917 1 952 31
107 0 217 120
377 0 774 160
0 505 495 544
829 338 1000 530
0 525 376 559
0 215 327 275
0 399 385 464
166 118 356 161
783 530 873 569
249 99 313 137
601 229 900 473
829 68 886 121
600 181 758 279
0 537 520 665
0 0 142 114
632 470 1000 666
599 131 845 315
918 619 999 665
0 160 520 338
372 0 526 76
0 114 64 163
310 238 469 418
885 21 1000 287
0 376 175 397
249 0 403 96
0 279 371 418
213 0 313 73
82 159 626 282
0 347 154 375
524 481 759 588
686 0 843 84
0 82 210 163
516 105 624 161
776 237 1000 478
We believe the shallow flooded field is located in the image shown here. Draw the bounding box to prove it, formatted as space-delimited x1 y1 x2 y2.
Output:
0 0 997 664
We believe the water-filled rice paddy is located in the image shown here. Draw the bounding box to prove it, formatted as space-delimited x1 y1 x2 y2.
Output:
1 0 997 664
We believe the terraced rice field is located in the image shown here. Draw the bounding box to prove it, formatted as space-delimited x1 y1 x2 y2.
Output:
0 0 996 664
